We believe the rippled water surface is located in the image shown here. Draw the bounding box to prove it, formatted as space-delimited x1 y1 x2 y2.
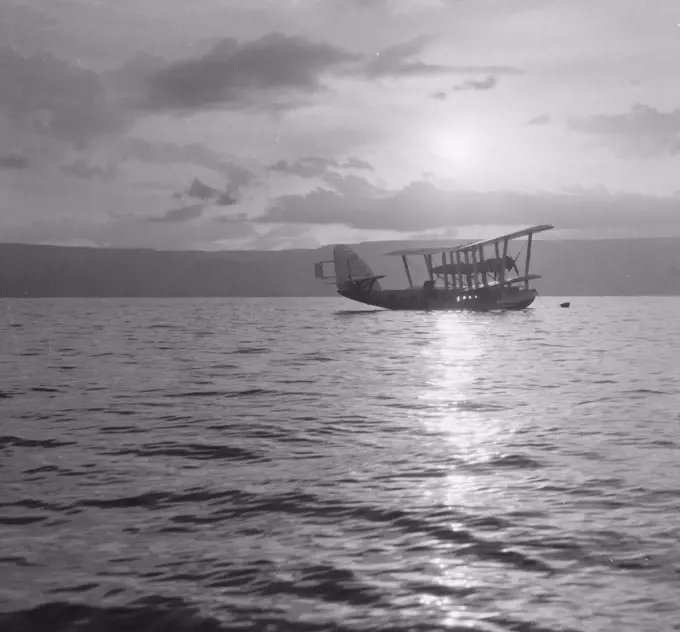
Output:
1 297 679 632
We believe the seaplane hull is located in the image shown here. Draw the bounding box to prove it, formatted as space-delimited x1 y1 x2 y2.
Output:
314 225 553 312
337 286 537 312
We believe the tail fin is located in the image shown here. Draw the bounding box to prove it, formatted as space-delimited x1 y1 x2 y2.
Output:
333 245 382 291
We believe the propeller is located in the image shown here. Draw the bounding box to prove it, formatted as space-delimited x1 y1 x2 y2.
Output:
505 243 527 275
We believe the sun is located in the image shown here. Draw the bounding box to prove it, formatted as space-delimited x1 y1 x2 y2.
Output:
427 129 481 170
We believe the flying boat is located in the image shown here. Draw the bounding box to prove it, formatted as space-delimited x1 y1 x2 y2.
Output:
314 224 553 311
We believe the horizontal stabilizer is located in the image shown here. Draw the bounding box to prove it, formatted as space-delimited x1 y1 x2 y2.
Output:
314 260 335 280
347 275 386 283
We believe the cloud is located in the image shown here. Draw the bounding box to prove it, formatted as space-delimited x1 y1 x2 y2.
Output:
0 46 128 148
143 33 358 112
360 36 450 78
332 0 388 8
120 138 256 194
569 104 680 156
214 212 250 224
187 178 221 201
215 193 238 207
137 32 521 113
431 74 504 99
270 157 336 179
257 177 680 233
452 75 498 91
526 114 550 126
317 172 381 195
0 154 29 170
147 203 207 223
358 36 521 79
343 157 373 171
269 155 373 178
246 223 322 250
172 177 239 207
104 52 168 106
61 158 117 181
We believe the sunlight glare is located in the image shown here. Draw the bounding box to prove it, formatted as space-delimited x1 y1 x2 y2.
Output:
414 314 511 627
417 313 507 499
428 129 480 170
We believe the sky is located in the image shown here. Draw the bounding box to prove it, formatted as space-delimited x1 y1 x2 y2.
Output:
1 0 680 251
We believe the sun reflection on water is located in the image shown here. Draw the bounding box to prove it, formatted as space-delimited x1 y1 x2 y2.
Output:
411 313 515 625
416 313 507 459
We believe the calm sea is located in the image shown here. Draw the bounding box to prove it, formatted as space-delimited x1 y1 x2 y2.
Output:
1 297 679 632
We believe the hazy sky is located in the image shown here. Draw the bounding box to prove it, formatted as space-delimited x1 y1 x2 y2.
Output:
2 0 679 250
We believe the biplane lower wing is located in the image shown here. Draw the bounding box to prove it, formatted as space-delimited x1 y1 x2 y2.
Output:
497 274 541 286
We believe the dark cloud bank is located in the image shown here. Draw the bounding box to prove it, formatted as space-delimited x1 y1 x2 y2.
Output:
0 46 127 147
0 30 522 186
147 203 207 224
0 46 257 189
452 75 499 91
259 177 680 233
526 114 550 126
270 156 373 178
569 104 680 155
137 32 522 112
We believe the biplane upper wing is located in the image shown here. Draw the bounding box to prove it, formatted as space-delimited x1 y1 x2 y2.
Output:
384 241 475 257
384 224 553 257
452 224 554 253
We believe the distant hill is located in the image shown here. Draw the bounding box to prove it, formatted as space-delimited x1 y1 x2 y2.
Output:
0 238 679 297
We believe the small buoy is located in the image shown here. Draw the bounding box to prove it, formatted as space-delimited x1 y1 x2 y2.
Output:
560 302 570 308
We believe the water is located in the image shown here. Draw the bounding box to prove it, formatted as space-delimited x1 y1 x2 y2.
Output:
1 297 679 632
